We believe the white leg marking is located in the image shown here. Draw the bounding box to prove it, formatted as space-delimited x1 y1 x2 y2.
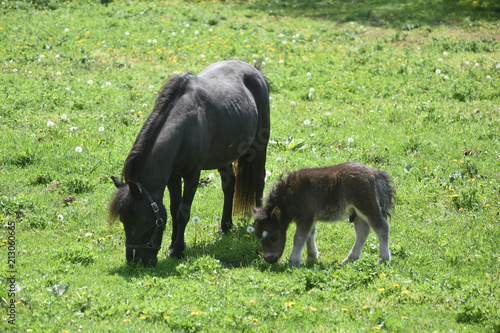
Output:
306 224 319 262
289 226 312 267
373 218 391 264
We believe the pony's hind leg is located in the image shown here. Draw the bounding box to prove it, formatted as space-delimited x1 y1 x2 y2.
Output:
250 141 268 208
341 215 371 264
218 164 235 233
306 224 319 262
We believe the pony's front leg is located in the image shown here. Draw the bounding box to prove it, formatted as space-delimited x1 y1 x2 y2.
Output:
218 164 235 233
167 176 182 250
170 169 201 259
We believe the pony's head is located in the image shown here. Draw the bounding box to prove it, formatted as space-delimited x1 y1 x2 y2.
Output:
109 176 167 267
252 205 287 264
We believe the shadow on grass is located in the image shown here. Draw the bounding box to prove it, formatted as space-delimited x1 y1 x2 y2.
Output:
108 222 261 278
240 0 500 26
108 221 395 279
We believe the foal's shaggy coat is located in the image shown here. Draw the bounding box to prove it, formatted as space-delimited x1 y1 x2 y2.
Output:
252 162 395 266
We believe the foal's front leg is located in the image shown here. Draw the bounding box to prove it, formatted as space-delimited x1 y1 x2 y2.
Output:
306 224 319 262
289 217 314 267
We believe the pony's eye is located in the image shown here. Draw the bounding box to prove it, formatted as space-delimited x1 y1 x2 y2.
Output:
271 234 279 242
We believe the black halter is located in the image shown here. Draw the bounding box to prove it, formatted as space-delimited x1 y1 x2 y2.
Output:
125 182 166 251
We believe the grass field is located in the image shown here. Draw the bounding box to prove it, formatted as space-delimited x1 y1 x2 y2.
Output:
1 0 499 331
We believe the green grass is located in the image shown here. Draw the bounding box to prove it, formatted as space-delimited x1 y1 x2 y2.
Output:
1 0 499 331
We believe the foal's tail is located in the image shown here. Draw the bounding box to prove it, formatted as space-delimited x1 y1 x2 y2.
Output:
376 170 395 219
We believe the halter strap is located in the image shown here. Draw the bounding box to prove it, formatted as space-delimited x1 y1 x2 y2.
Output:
125 182 166 251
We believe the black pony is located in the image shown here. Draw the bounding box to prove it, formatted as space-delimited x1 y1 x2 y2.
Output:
109 60 270 267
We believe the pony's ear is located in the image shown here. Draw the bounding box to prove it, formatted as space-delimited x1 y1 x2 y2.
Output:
111 176 124 188
127 180 142 198
271 206 281 221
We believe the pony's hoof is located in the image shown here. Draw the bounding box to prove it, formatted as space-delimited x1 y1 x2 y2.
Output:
169 249 184 259
217 226 232 234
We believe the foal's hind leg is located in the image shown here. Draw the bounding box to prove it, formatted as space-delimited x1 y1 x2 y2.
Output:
369 215 391 264
341 216 371 264
218 164 235 233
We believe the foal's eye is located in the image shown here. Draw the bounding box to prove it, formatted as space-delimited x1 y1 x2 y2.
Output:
271 234 279 242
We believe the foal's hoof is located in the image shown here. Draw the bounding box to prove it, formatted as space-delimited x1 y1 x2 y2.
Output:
169 249 184 259
340 257 355 264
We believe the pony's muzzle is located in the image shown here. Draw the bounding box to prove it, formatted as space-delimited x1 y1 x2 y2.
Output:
126 248 158 267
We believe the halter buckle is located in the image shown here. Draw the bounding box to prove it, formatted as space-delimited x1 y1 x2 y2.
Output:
151 202 160 214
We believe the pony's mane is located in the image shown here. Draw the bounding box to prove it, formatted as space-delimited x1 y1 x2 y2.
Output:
121 72 193 182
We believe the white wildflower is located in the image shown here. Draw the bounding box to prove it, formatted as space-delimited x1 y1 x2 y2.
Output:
192 216 200 226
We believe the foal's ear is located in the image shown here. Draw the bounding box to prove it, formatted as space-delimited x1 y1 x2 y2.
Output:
251 206 259 217
111 176 124 188
127 180 142 198
271 206 281 221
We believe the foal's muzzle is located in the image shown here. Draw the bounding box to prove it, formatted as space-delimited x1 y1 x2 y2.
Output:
263 254 279 264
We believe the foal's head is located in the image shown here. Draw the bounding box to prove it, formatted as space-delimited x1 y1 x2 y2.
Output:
252 206 287 264
109 177 167 267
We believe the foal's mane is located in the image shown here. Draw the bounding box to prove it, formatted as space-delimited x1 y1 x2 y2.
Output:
264 172 294 213
121 73 193 182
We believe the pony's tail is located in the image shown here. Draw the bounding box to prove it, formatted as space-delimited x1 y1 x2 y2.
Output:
233 154 257 215
376 170 395 219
